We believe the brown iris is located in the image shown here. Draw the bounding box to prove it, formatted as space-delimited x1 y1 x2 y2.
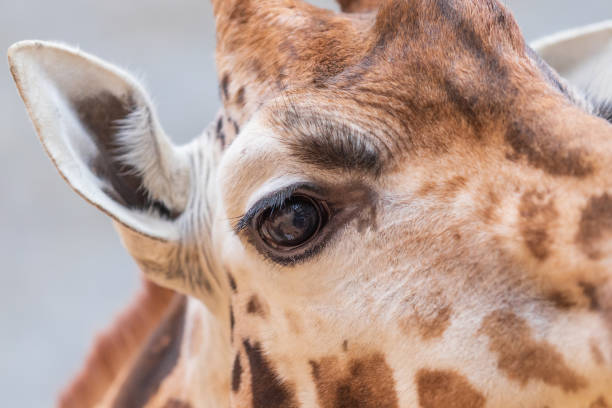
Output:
258 195 324 249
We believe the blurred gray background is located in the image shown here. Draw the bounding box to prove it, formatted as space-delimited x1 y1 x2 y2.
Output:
1 0 610 406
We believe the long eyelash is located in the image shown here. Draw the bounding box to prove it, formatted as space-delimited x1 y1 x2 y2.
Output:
234 184 302 233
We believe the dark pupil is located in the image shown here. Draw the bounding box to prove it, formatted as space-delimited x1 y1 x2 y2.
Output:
260 197 320 247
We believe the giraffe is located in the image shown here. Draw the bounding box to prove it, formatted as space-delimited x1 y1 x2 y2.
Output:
7 0 612 406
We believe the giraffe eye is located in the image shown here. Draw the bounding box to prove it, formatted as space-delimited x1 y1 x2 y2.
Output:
257 195 327 249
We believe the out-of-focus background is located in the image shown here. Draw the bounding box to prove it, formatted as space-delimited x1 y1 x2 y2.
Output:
0 0 610 406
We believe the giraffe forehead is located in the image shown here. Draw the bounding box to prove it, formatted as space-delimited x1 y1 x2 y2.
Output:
217 0 529 137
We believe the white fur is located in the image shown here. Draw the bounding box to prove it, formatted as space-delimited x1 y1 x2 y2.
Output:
114 106 191 212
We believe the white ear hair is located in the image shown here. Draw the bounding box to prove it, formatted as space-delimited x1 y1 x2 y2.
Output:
532 20 612 104
8 41 191 241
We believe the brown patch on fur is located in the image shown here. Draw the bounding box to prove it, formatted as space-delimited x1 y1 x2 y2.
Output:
216 116 226 148
417 181 438 197
577 194 612 260
416 369 485 408
112 295 187 407
230 117 240 135
246 294 268 317
480 310 587 392
309 352 399 408
580 281 601 310
401 306 452 340
590 339 605 365
547 291 576 310
57 280 175 408
243 339 297 408
235 86 246 108
418 306 452 339
232 352 243 393
221 73 230 100
337 0 380 13
162 399 193 408
230 305 235 339
227 271 237 293
441 176 468 197
505 121 593 177
416 177 467 200
591 397 610 408
519 190 558 261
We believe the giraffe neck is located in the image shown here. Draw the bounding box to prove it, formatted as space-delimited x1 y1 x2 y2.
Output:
105 296 231 408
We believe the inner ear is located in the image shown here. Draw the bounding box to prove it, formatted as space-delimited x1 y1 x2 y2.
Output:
75 91 173 217
77 92 144 208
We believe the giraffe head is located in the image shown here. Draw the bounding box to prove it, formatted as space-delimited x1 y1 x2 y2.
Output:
9 0 612 406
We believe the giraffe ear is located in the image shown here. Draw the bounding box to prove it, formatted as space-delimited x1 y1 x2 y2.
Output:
8 41 191 241
532 21 612 106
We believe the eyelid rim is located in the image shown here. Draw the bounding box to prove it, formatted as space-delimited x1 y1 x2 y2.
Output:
233 182 323 233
